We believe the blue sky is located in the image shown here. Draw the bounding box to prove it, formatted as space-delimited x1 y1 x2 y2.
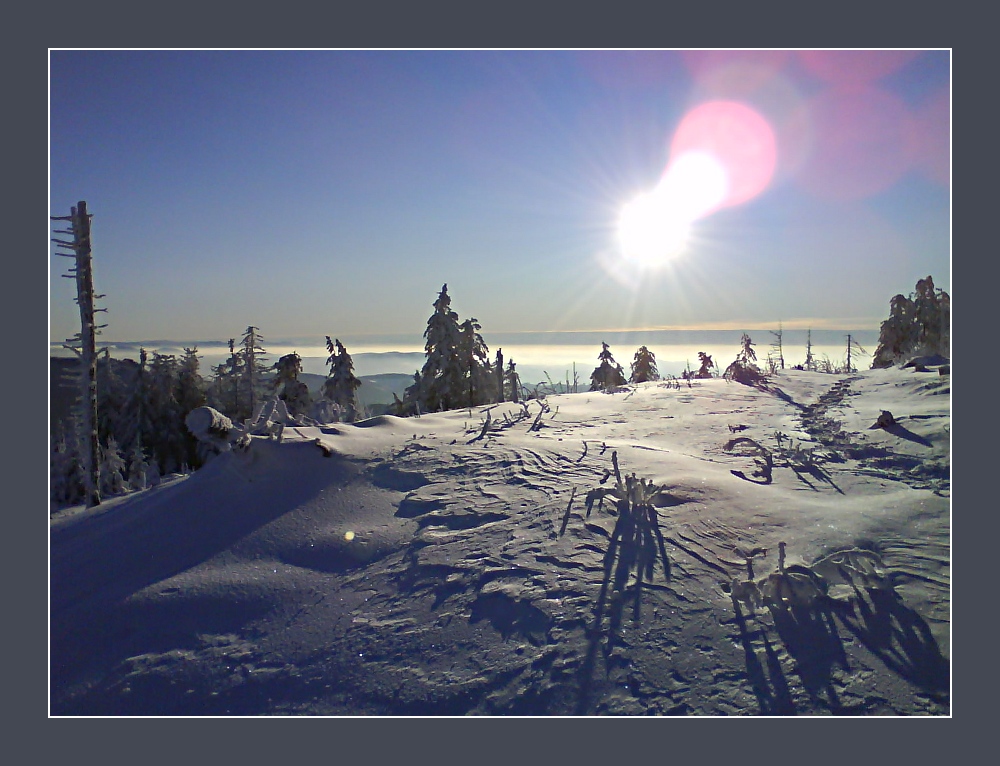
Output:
50 50 949 351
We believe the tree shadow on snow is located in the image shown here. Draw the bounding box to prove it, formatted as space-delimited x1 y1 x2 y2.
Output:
836 578 949 697
731 600 797 715
768 601 853 712
574 499 670 714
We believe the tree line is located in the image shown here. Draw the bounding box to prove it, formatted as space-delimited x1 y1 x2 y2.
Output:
50 326 365 509
51 276 949 509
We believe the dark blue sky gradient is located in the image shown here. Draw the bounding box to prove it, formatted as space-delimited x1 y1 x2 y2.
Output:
50 50 950 347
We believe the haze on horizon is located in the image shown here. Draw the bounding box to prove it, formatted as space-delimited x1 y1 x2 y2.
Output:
50 50 950 350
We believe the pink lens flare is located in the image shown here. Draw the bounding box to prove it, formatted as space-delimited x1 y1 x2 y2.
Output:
668 100 778 213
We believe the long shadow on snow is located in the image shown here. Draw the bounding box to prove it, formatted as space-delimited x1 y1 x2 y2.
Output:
50 440 362 694
768 601 853 712
836 577 949 697
575 499 670 715
731 600 797 715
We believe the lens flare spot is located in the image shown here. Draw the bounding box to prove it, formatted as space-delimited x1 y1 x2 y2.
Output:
669 100 777 210
344 530 356 542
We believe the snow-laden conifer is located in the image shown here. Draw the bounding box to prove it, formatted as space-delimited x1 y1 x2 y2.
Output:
99 437 129 496
416 284 464 412
505 360 521 403
50 419 85 509
127 443 150 492
695 352 715 378
873 276 950 368
459 317 496 407
724 334 765 385
240 327 269 421
629 346 659 383
323 337 362 422
590 342 627 391
273 352 312 416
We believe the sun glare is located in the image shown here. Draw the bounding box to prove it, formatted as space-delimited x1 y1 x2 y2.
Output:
618 152 727 268
613 100 776 275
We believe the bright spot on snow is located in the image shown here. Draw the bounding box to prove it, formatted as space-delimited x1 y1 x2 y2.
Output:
617 152 727 267
344 531 356 542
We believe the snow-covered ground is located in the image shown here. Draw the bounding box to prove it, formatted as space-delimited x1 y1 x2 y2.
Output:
50 364 950 716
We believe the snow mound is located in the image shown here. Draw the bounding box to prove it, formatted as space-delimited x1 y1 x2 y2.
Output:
51 368 950 716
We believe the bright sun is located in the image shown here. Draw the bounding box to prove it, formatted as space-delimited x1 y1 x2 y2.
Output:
618 192 691 267
617 152 728 268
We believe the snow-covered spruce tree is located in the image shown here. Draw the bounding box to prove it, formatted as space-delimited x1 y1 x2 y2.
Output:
240 326 269 421
95 350 133 454
630 346 659 383
872 276 950 368
144 352 186 474
914 275 950 359
416 284 464 412
872 294 916 368
176 348 207 467
111 354 145 457
397 371 422 416
724 333 765 385
590 342 627 391
126 442 150 492
50 418 85 509
99 437 129 496
695 352 715 378
459 317 496 407
505 359 521 403
207 339 242 419
323 337 363 422
273 352 312 416
177 348 206 414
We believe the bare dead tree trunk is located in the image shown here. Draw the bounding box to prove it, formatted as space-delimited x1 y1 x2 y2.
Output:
52 201 103 507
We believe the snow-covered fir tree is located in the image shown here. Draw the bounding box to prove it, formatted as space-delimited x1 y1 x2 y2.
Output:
459 317 496 407
873 276 950 368
505 360 521 403
695 352 715 378
273 352 312 416
412 284 464 412
177 348 206 414
629 346 659 383
95 350 135 453
240 326 269 421
872 295 915 368
207 339 242 418
50 417 85 509
127 442 150 492
590 342 627 391
724 334 765 385
143 352 183 473
913 275 950 358
99 437 129 496
175 348 207 467
323 337 362 422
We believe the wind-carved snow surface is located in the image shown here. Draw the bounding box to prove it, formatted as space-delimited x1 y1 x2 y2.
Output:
50 366 950 716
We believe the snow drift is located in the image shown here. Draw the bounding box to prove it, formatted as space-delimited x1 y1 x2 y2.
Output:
50 364 950 716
